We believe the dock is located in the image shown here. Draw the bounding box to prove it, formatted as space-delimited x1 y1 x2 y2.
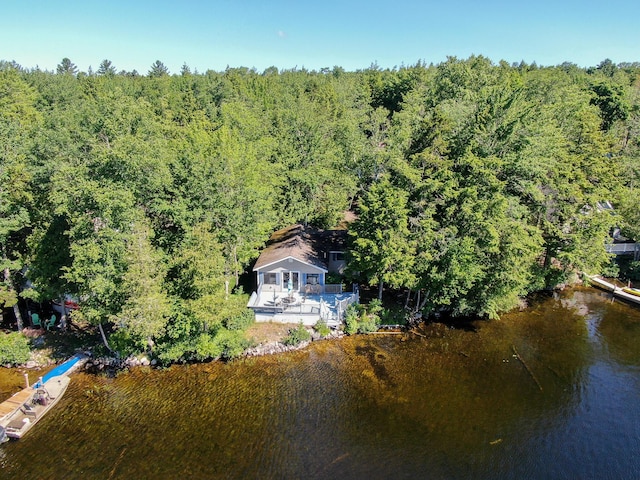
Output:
0 388 36 424
586 275 640 306
0 353 87 441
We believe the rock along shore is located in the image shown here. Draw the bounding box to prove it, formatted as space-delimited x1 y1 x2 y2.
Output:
82 328 345 374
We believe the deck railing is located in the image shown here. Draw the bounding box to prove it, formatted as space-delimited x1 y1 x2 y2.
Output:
248 284 360 325
606 243 639 254
323 284 343 294
606 243 640 260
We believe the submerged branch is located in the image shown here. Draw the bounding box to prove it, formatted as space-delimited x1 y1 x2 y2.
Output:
512 345 543 391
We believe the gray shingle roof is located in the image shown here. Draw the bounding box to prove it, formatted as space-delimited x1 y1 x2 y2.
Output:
253 225 347 271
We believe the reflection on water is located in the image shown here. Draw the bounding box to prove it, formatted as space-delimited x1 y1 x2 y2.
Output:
1 288 640 479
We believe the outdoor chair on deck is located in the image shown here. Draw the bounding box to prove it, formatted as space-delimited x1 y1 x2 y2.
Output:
45 315 56 331
31 313 42 329
305 284 321 295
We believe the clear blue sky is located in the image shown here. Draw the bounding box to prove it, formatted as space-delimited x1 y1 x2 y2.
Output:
1 0 638 73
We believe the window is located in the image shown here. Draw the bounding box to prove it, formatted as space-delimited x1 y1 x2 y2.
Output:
330 252 345 261
264 273 277 285
306 274 319 285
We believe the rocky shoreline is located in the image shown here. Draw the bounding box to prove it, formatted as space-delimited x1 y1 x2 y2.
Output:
243 328 344 357
35 327 348 375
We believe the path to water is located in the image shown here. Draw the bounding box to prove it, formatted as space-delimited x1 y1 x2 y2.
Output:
1 287 639 479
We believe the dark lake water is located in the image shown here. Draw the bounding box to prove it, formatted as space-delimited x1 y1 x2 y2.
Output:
1 287 639 479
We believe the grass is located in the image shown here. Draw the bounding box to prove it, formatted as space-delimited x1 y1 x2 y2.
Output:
245 322 298 344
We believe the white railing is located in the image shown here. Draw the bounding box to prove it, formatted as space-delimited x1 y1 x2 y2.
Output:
335 295 357 321
303 283 343 295
606 243 639 254
319 300 336 322
324 284 343 294
323 288 359 322
247 291 258 308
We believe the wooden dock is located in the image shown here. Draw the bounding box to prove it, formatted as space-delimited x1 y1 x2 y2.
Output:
586 275 640 306
586 275 617 292
3 376 70 439
0 353 87 440
0 388 35 424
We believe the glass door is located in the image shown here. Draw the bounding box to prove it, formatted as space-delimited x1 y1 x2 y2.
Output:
282 272 299 293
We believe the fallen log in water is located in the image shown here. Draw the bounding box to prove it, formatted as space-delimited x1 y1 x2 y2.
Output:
108 446 127 480
512 345 543 391
410 329 427 338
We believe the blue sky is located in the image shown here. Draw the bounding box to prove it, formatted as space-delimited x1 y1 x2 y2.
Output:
1 0 638 73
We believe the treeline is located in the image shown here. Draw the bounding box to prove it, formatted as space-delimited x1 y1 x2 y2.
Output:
0 56 639 358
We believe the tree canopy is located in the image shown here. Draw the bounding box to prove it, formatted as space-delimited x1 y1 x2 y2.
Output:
0 55 638 354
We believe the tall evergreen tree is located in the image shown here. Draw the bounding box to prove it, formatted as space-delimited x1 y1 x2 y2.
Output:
148 60 169 77
348 176 416 300
117 219 171 351
56 57 78 76
97 59 116 76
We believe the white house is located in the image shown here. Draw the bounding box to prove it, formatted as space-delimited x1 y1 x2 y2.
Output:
247 225 358 326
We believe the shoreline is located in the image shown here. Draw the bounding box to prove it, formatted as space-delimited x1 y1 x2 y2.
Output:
3 276 603 378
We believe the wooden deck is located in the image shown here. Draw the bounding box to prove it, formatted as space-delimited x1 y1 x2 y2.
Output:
0 388 35 422
249 290 358 325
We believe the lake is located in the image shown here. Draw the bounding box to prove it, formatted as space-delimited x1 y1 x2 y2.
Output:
1 287 639 479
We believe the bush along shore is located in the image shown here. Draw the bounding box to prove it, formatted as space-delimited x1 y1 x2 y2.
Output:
5 323 346 376
84 327 344 374
4 279 580 376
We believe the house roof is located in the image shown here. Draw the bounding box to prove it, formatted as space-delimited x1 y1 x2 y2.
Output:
253 225 347 272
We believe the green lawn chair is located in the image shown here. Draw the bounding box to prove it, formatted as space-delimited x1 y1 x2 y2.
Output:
31 313 42 328
45 314 57 331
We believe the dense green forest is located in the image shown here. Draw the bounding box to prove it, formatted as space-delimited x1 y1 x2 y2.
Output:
1 56 639 360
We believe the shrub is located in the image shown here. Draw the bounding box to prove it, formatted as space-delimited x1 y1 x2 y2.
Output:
344 304 361 335
367 299 384 317
0 332 31 365
214 329 251 360
357 314 379 334
194 332 223 361
600 258 620 279
109 329 145 358
344 317 357 335
155 341 191 364
283 322 311 346
380 305 408 326
314 319 330 337
191 329 253 362
343 303 380 334
224 309 255 331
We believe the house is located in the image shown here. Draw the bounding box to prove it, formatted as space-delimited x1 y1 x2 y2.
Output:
247 225 358 326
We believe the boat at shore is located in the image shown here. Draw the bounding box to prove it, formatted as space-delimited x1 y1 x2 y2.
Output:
0 353 86 441
586 275 640 306
1 376 70 440
622 287 640 298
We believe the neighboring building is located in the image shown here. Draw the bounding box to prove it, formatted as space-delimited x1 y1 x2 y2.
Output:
597 201 640 260
247 225 358 326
